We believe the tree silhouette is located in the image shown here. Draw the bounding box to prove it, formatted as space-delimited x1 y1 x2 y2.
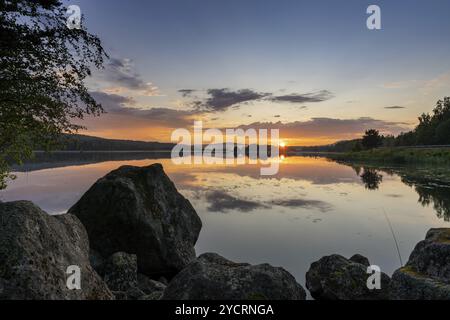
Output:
0 0 107 189
360 168 383 190
396 97 450 146
361 129 383 150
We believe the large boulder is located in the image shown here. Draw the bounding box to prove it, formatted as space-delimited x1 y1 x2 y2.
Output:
306 254 390 300
390 229 450 300
161 253 306 300
0 201 113 300
68 164 202 278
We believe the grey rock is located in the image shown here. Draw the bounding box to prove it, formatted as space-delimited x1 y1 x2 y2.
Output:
350 254 370 267
136 274 166 300
103 252 138 292
407 229 450 280
306 254 390 300
137 274 166 295
0 201 113 300
161 253 306 300
102 252 167 300
113 286 146 301
69 164 202 278
390 268 450 300
390 228 450 300
113 280 165 300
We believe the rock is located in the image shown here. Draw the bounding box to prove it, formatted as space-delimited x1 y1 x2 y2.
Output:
111 276 166 300
390 229 450 300
113 286 146 301
137 274 166 300
306 254 390 300
103 252 138 292
0 201 113 300
69 164 202 278
137 274 166 295
101 252 167 300
406 229 450 280
389 268 450 300
350 254 370 267
161 253 306 300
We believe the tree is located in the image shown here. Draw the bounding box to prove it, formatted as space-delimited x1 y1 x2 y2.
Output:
415 113 435 145
361 129 383 150
395 97 450 146
435 118 450 144
395 131 416 146
360 168 383 190
0 0 107 189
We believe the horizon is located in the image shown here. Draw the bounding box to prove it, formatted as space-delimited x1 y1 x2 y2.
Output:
67 132 363 148
69 0 450 146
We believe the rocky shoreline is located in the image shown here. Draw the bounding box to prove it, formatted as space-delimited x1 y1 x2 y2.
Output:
0 164 449 300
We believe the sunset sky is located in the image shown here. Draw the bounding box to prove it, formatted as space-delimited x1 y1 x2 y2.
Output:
73 0 450 146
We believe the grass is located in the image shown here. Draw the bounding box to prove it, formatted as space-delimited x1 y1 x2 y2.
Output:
329 147 450 165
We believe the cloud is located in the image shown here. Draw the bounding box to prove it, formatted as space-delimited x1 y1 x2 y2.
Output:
236 117 410 139
90 91 197 127
178 89 196 97
102 58 160 96
384 106 405 109
195 89 269 112
90 91 136 111
205 190 267 213
270 90 334 104
188 88 333 112
271 199 333 212
204 190 332 213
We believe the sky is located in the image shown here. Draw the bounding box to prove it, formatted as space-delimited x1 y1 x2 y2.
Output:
69 0 450 145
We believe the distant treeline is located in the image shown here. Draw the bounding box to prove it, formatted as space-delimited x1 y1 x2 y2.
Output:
301 97 450 152
299 139 362 152
52 134 175 151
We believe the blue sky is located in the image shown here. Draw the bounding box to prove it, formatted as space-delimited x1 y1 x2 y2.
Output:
70 0 450 144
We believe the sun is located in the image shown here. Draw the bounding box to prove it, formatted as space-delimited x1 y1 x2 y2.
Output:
279 141 286 148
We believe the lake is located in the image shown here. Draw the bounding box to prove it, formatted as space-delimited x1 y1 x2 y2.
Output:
1 152 449 289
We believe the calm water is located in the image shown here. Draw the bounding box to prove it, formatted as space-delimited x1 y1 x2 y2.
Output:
2 153 450 288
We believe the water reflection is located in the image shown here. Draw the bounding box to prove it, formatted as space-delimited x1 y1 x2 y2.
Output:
399 172 450 222
343 162 450 221
205 190 268 213
1 152 449 286
360 168 384 190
